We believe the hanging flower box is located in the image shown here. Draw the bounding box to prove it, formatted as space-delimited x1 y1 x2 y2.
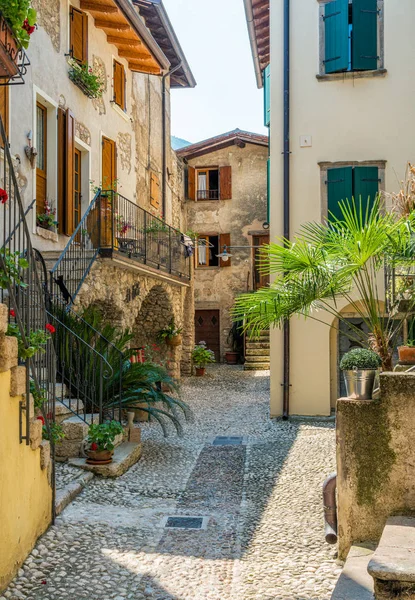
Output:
68 58 104 99
0 15 20 79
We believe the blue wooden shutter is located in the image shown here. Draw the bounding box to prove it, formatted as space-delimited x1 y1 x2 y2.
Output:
263 65 270 127
353 166 379 220
324 0 349 74
352 0 378 71
327 167 353 222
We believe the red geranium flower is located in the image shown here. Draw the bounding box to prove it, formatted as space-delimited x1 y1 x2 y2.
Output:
10 309 15 318
45 323 56 334
90 442 98 451
37 415 45 425
0 188 8 204
23 19 36 35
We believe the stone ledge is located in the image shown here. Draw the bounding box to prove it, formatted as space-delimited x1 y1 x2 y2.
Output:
368 516 415 583
316 69 387 83
55 472 94 516
0 334 18 372
36 226 59 243
0 303 8 333
68 441 141 477
10 365 26 397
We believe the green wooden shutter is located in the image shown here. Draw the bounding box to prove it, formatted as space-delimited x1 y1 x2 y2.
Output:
352 0 378 71
324 0 349 74
327 167 353 222
353 166 379 220
264 65 270 127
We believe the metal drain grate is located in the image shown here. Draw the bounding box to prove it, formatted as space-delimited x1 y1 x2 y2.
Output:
163 516 208 530
212 436 243 446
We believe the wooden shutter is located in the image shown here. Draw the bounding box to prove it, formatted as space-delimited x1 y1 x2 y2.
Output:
0 85 9 142
219 233 231 267
150 172 160 209
113 60 125 110
102 137 117 191
187 166 196 200
57 107 66 234
352 0 378 71
220 166 232 200
36 102 47 215
65 109 75 235
267 157 270 224
264 64 270 127
327 167 353 223
70 7 88 63
324 0 349 74
353 167 379 221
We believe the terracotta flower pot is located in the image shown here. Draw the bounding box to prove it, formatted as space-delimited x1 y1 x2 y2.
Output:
86 449 114 465
225 351 239 365
398 346 415 365
195 367 206 377
166 334 182 347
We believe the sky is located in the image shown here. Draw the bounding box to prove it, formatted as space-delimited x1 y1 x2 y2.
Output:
162 0 268 144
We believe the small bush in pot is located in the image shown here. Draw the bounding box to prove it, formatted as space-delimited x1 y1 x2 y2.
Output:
340 348 381 400
398 340 415 365
157 320 183 347
86 420 124 464
192 342 215 376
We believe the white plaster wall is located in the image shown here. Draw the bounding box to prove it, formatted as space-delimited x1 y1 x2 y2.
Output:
269 0 415 416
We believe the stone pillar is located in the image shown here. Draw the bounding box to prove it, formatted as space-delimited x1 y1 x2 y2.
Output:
180 272 195 376
336 373 415 560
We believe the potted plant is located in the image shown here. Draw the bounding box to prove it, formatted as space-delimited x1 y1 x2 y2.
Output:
157 320 183 347
192 342 215 376
339 348 382 401
36 198 58 231
398 341 415 365
86 420 124 465
225 321 244 365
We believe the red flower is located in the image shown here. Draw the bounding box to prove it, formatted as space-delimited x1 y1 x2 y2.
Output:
46 412 52 420
0 188 8 204
37 416 45 425
23 19 36 35
90 442 98 451
45 323 56 334
10 309 15 318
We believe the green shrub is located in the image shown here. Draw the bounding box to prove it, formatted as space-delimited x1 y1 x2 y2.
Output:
340 348 381 371
88 421 124 452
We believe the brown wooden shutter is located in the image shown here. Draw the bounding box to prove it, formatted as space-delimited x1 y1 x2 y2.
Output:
219 233 231 267
70 7 88 63
113 60 125 110
187 166 196 200
0 85 9 142
65 109 75 235
57 107 66 234
102 137 117 191
150 172 160 209
220 166 232 200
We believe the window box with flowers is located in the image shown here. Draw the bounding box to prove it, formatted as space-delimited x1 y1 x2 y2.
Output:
68 58 105 99
0 1 36 80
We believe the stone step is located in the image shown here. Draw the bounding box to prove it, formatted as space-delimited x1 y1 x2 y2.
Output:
69 441 141 478
56 415 91 460
368 516 415 599
55 398 85 424
331 544 375 600
245 341 270 350
244 362 270 371
245 348 271 357
244 354 271 362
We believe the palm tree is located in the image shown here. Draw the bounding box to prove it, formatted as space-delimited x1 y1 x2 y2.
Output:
233 198 415 371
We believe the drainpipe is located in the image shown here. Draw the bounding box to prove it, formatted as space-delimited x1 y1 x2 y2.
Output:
282 0 291 419
162 62 182 219
323 474 338 544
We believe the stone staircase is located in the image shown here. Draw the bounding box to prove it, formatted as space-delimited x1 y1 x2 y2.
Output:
244 330 270 370
331 516 415 600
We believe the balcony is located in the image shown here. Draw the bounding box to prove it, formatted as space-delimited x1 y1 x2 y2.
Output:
197 189 219 200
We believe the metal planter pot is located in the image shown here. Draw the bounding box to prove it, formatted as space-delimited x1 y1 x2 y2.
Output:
343 369 377 400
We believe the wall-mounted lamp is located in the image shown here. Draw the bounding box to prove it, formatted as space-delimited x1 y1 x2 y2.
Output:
216 245 233 262
262 221 270 230
24 130 37 169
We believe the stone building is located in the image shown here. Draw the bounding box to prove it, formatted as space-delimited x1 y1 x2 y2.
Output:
177 130 269 362
3 0 196 376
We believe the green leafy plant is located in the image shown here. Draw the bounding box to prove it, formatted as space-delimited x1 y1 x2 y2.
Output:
0 0 37 49
88 420 124 452
68 58 105 99
157 320 183 343
30 380 47 409
7 322 51 359
144 220 169 235
340 348 382 371
42 422 65 444
0 248 28 289
192 342 215 368
233 197 415 372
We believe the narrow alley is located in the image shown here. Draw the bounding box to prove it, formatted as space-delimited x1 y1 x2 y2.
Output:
4 367 339 600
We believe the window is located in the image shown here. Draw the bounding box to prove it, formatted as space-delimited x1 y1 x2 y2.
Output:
326 165 380 222
186 166 232 201
150 172 160 209
263 64 270 127
322 0 381 75
113 60 126 111
70 6 88 64
196 233 231 268
36 102 47 214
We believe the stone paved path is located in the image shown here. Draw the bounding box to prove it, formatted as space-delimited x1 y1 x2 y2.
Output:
3 366 340 600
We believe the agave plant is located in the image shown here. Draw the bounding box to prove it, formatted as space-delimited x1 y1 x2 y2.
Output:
49 302 191 436
233 198 415 371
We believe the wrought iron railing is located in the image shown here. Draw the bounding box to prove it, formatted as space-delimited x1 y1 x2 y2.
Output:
0 15 30 86
51 191 191 306
197 189 219 200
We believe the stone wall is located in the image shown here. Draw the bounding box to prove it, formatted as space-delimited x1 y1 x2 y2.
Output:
336 373 415 560
75 261 192 378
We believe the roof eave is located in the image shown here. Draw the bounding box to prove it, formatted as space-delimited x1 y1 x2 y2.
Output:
243 0 264 89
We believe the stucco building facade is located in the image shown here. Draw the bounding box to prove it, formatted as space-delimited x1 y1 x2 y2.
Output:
178 130 268 362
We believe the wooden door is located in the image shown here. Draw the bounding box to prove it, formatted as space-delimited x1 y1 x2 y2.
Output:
74 148 82 229
253 234 270 290
195 310 220 362
36 102 47 214
102 136 116 191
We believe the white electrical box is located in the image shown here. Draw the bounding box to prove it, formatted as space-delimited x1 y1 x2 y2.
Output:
300 135 312 147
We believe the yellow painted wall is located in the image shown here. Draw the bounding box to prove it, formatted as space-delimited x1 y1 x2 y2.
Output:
0 370 52 592
269 0 415 416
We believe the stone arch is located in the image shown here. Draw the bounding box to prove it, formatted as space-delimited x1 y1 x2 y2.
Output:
83 298 124 330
